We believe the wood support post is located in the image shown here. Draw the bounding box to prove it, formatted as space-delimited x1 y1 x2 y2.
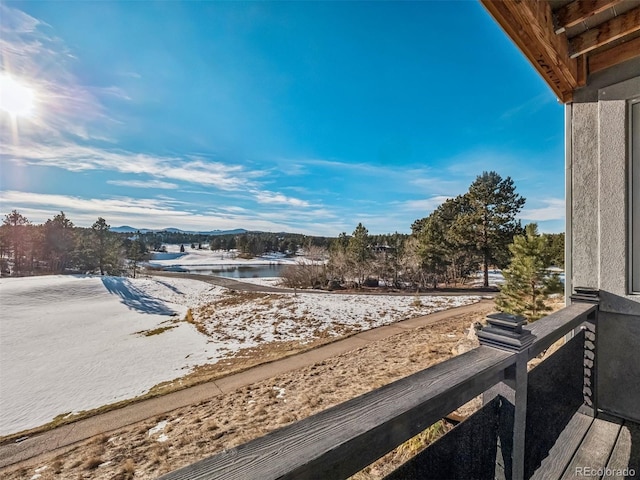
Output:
479 313 531 480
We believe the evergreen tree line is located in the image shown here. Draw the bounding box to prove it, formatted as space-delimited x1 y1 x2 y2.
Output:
285 172 564 296
0 211 149 277
229 232 329 258
0 211 333 277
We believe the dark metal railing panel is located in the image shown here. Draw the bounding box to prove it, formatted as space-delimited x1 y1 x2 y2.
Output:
383 396 502 480
525 330 587 479
159 347 513 480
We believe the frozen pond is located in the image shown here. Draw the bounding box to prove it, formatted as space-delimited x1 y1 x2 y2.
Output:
149 245 295 278
177 263 289 278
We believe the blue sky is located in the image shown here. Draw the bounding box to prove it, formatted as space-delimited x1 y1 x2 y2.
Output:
0 1 565 236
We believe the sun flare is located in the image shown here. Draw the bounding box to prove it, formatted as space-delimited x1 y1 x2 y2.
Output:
0 73 36 118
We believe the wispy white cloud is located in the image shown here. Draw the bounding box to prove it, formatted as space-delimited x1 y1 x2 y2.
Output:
0 4 41 35
0 190 185 216
118 71 142 79
520 198 565 222
500 92 555 120
253 190 310 208
203 205 249 215
407 170 467 196
279 158 467 199
288 158 391 176
98 86 131 101
0 190 303 232
1 142 262 190
107 179 179 189
0 189 344 235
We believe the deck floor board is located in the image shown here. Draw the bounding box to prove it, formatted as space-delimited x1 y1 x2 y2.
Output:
560 417 622 480
530 413 593 480
603 421 640 479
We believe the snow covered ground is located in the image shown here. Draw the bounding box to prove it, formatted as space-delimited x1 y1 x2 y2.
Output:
0 275 223 436
195 290 479 349
0 274 479 437
236 276 283 288
468 270 565 287
469 270 506 287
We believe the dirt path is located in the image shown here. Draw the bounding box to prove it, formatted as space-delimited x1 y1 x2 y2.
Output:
0 300 493 473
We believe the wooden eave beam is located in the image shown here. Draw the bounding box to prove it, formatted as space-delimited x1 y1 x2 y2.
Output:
589 35 640 73
554 0 627 34
481 0 580 103
569 6 640 58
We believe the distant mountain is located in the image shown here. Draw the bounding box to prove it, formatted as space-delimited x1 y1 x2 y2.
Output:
205 228 248 236
111 226 145 233
110 226 248 236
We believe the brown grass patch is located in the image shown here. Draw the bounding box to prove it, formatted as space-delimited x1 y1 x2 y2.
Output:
136 325 178 337
211 291 272 308
184 308 207 335
84 457 103 470
115 459 136 480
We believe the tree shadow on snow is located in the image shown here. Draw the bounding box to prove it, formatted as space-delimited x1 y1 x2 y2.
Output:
154 279 184 295
101 277 175 316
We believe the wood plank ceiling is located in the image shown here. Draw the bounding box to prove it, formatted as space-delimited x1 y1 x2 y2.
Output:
480 0 640 103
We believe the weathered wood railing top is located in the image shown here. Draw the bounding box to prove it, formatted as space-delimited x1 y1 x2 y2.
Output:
159 302 596 480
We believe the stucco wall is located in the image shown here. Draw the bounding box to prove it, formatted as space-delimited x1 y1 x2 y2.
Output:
570 102 599 289
571 76 640 309
598 99 632 302
570 73 640 421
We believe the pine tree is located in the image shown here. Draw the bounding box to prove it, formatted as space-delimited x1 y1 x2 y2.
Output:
542 232 565 268
127 241 142 278
124 231 147 278
327 233 349 284
347 223 372 286
387 232 406 288
496 223 563 322
457 171 525 287
44 211 75 273
416 215 449 289
90 217 122 275
2 210 31 274
411 195 478 288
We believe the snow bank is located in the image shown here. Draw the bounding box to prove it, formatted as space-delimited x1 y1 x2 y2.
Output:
0 275 222 436
234 277 283 288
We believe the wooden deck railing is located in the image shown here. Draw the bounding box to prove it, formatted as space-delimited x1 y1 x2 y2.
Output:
159 300 597 480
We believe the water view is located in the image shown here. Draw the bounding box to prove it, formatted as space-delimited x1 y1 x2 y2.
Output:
177 264 289 279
